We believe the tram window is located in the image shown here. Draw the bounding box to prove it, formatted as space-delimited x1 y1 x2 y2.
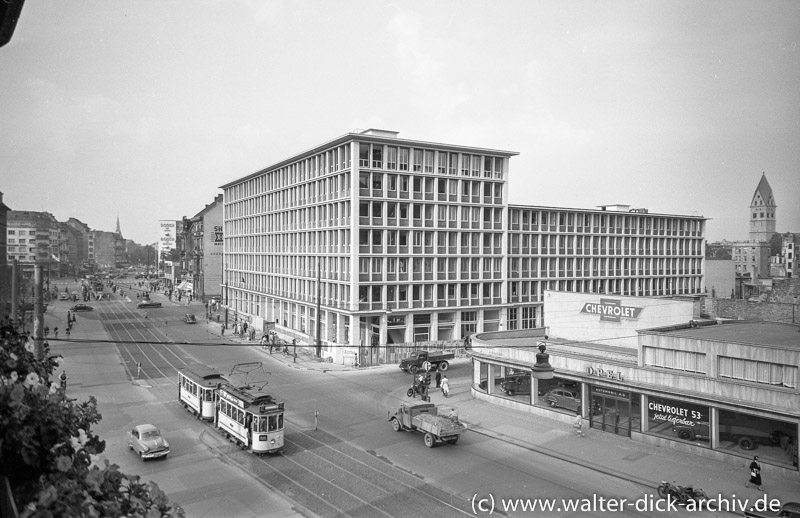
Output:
269 415 277 432
278 414 284 429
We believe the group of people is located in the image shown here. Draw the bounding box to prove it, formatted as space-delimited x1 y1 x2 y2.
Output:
413 370 450 398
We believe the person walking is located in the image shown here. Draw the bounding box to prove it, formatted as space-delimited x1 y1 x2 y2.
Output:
435 370 442 388
573 410 586 437
745 456 764 491
54 327 59 338
440 375 450 398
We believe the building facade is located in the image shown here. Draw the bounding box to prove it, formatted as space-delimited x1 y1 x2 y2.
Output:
220 130 707 362
179 194 223 302
0 192 10 313
6 211 66 286
469 291 799 478
734 174 777 280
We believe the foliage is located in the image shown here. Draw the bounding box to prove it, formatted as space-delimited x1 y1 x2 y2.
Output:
0 326 184 517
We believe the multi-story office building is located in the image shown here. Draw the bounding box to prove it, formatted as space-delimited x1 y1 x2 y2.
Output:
6 211 66 285
221 130 706 362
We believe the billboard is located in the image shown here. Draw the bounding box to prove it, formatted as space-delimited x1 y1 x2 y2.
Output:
158 220 177 259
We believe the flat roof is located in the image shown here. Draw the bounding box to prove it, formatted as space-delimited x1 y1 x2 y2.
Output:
643 321 800 348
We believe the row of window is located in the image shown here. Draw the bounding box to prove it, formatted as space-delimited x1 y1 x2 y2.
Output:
510 257 703 278
509 234 703 256
358 172 504 203
510 210 704 236
509 277 701 301
643 346 797 388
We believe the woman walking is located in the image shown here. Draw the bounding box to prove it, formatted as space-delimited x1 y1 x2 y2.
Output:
745 456 764 491
440 375 450 398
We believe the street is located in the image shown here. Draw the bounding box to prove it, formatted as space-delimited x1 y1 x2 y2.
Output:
47 284 723 518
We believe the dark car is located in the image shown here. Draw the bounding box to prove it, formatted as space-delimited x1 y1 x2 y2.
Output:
70 304 93 312
499 375 531 396
184 314 197 324
137 300 162 309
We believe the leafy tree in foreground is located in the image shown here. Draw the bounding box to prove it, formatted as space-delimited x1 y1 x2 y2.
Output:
0 325 184 517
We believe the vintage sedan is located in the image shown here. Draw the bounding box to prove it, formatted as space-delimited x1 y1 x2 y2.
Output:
137 300 162 309
544 388 581 412
499 375 531 396
128 424 170 460
69 303 93 312
184 313 197 324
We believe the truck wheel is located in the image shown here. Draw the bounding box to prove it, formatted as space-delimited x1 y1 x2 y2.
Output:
424 433 436 448
738 436 756 450
406 388 414 397
409 365 419 375
439 361 449 371
678 429 694 441
391 418 402 432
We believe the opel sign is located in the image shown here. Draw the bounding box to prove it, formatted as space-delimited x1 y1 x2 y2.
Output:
581 298 642 322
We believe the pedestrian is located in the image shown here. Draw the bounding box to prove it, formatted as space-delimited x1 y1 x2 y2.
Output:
440 375 449 397
435 370 442 388
67 311 71 322
65 327 70 338
59 370 68 390
54 326 59 338
45 326 49 337
573 410 585 437
221 326 225 337
745 456 764 491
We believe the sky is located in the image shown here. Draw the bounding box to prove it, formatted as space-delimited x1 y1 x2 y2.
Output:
1 0 798 245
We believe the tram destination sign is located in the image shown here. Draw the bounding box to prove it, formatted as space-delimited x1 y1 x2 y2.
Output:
581 298 643 322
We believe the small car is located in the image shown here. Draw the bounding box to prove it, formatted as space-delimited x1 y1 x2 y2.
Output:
544 388 581 412
69 304 93 312
128 424 170 460
137 300 162 308
184 314 197 324
59 292 70 301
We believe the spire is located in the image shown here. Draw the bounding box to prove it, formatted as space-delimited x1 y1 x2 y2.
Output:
115 214 122 236
750 172 775 208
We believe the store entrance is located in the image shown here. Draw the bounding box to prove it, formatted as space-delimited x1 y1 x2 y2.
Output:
590 386 637 438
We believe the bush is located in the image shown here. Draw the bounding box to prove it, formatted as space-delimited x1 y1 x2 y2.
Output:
0 325 184 517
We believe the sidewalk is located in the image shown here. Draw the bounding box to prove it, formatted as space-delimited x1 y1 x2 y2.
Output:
217 325 799 514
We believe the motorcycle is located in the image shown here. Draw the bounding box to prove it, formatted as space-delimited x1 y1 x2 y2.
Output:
406 381 429 398
657 481 708 505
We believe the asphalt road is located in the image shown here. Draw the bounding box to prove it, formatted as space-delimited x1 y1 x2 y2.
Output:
70 291 706 517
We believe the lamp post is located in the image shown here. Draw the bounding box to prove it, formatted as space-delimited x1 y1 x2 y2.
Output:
531 342 554 380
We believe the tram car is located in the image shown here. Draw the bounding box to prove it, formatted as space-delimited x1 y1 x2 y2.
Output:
178 364 228 420
216 384 285 455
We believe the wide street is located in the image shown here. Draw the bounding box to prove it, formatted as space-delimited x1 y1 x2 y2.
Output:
43 281 742 518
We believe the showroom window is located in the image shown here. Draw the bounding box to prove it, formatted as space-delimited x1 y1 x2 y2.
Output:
718 409 797 467
646 396 709 447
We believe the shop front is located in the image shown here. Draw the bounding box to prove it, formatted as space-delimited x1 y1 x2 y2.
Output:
470 323 799 479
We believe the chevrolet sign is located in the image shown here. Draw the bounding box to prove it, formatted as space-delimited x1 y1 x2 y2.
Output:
581 299 643 322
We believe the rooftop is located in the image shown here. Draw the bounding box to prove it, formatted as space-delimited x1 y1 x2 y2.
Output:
641 320 800 348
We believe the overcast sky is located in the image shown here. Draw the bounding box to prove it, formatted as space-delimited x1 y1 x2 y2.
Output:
2 0 798 245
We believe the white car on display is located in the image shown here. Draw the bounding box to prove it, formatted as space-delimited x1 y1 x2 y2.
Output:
128 424 170 460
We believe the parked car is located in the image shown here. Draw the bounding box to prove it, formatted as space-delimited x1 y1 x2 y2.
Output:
184 314 197 324
673 423 711 442
69 304 93 312
137 300 162 308
499 375 531 396
128 424 170 460
59 292 70 301
544 388 581 412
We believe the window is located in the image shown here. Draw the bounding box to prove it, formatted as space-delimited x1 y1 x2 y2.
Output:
387 147 397 169
399 148 409 171
413 149 422 172
718 356 796 388
643 347 707 374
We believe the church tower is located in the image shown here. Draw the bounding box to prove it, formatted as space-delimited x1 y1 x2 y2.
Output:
749 172 776 243
115 214 122 237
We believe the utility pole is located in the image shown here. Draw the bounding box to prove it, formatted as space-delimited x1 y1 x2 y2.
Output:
33 263 45 359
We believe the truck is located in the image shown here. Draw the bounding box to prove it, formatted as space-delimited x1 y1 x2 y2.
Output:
399 350 455 374
388 402 467 448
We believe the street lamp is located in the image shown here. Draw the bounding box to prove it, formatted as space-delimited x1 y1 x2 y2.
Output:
531 342 554 380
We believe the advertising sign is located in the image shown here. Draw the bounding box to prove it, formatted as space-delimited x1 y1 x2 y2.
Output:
647 396 707 428
158 220 177 258
581 298 643 322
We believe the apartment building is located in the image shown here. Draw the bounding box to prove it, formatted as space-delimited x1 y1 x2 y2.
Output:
220 130 706 362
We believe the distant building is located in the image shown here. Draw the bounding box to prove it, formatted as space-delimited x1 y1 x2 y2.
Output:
733 174 777 295
64 218 91 271
89 230 124 269
7 210 66 287
770 233 799 279
0 191 10 313
179 194 223 302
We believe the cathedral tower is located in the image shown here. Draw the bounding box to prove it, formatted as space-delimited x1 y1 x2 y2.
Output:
749 172 776 243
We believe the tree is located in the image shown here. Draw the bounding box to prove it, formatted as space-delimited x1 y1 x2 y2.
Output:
0 326 184 517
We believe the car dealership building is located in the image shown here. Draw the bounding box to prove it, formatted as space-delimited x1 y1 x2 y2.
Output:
470 290 799 478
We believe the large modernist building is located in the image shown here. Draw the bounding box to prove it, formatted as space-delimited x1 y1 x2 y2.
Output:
220 130 706 362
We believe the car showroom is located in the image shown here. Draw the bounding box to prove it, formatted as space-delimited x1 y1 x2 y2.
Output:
469 290 799 479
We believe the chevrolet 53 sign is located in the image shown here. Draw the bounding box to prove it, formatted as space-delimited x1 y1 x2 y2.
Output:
581 299 643 322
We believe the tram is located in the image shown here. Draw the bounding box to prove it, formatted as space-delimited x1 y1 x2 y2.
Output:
216 384 285 455
177 364 228 420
